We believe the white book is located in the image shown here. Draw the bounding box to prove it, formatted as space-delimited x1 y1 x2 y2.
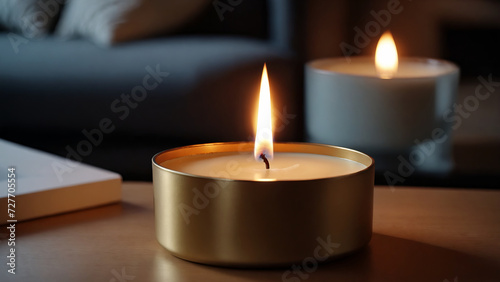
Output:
0 139 121 223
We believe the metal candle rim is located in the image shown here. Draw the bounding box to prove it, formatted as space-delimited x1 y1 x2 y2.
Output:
152 142 374 183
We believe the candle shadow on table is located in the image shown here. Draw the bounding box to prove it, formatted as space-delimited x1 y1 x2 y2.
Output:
151 233 500 282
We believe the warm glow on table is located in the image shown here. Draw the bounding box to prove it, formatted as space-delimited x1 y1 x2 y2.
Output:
3 182 499 281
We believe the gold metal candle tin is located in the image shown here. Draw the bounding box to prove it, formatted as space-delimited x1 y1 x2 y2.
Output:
152 142 374 267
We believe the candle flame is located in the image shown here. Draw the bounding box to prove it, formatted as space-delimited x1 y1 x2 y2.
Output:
375 31 398 79
254 64 273 161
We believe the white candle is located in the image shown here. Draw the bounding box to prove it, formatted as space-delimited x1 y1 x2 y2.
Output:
306 56 458 150
305 32 459 173
160 152 367 181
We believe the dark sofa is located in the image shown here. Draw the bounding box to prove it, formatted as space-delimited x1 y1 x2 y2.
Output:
0 0 304 179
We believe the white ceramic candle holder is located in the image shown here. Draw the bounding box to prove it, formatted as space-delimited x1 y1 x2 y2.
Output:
305 57 459 174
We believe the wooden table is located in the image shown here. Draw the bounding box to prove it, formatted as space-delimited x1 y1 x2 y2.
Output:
1 182 499 281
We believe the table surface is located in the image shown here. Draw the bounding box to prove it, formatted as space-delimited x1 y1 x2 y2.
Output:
1 182 499 282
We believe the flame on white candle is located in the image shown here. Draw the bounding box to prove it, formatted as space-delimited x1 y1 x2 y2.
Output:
254 64 274 161
375 31 398 79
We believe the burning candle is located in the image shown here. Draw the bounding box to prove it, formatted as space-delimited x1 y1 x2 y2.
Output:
306 31 459 172
160 65 366 181
152 65 374 267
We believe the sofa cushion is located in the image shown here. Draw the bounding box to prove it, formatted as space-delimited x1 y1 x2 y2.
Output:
56 0 210 46
0 0 63 37
0 35 299 143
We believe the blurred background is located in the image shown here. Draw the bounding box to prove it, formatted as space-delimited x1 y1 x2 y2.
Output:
1 0 499 187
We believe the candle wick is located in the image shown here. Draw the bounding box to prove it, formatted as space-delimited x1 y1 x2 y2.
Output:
259 153 270 170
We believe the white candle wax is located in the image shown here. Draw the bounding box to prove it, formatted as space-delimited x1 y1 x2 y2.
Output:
321 57 455 78
160 152 366 181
